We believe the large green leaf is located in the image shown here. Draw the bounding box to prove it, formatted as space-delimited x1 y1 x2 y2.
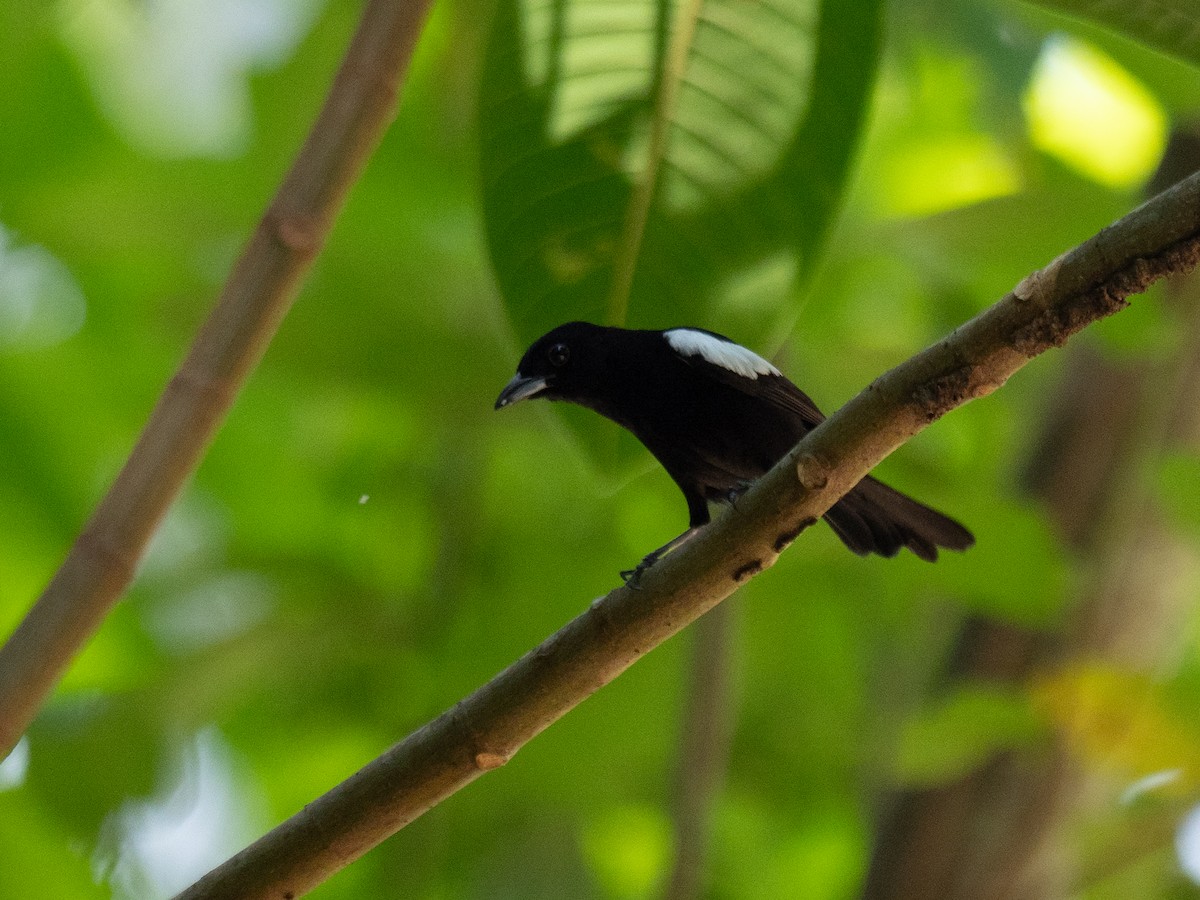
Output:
479 0 883 475
1021 0 1200 69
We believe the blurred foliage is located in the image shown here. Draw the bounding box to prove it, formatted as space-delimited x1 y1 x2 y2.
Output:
894 683 1044 785
1 0 1200 898
1033 663 1200 788
1159 452 1200 537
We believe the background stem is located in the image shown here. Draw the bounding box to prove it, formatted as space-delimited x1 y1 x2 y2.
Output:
0 0 435 759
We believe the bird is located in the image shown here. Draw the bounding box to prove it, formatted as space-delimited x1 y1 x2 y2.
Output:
495 321 973 581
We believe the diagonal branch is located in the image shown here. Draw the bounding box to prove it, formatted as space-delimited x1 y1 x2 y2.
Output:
179 171 1200 900
0 0 435 759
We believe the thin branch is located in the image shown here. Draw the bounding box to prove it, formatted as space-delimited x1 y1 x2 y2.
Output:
178 171 1200 900
0 0 435 759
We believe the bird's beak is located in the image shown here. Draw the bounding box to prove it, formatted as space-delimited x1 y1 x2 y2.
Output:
495 373 549 409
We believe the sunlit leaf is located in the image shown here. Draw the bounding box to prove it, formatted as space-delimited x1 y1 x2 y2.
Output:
1023 35 1167 188
1032 663 1200 785
581 804 672 897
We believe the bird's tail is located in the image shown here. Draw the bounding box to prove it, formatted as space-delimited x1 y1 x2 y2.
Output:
822 475 974 562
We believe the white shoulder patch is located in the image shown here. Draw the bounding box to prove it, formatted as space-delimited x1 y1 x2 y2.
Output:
664 328 781 380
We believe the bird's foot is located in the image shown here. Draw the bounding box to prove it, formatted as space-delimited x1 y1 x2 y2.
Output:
620 552 661 589
618 526 706 588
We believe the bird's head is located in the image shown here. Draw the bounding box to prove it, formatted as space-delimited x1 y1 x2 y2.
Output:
494 321 605 410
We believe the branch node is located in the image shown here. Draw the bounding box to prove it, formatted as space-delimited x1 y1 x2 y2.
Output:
449 703 513 772
795 453 829 491
1013 249 1068 301
473 751 509 771
264 203 325 259
1012 237 1200 357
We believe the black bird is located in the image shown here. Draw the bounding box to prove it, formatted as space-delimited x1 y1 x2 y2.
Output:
496 322 973 580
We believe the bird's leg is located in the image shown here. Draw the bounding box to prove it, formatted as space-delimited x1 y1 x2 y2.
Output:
620 526 705 587
621 493 712 587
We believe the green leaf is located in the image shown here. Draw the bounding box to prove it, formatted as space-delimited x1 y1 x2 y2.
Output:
1021 0 1200 69
479 0 883 474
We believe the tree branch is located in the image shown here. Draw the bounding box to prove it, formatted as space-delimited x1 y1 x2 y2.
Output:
178 171 1200 899
0 0 434 758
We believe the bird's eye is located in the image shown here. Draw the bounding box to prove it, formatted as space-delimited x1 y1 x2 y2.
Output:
547 343 570 367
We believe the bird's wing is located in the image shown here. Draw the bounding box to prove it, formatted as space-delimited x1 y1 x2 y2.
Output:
663 328 826 428
741 373 826 428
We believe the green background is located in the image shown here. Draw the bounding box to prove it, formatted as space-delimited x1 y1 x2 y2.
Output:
2 0 1200 896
